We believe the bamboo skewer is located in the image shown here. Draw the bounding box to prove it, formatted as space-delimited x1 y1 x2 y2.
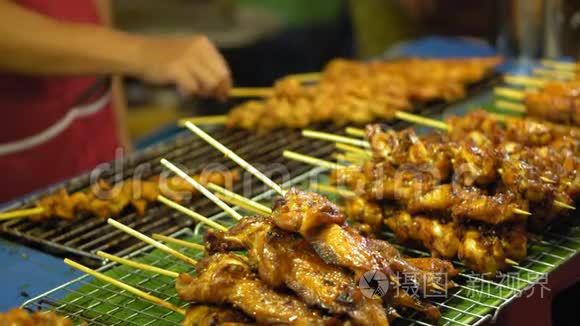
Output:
554 201 576 210
215 193 271 216
157 195 228 231
229 87 274 98
494 87 525 101
207 183 272 215
533 68 575 80
540 59 580 71
495 100 527 113
302 130 370 148
335 143 372 157
394 111 450 131
503 75 548 88
64 258 186 315
152 234 206 251
287 72 322 83
0 206 45 221
96 251 180 278
107 218 198 266
345 127 366 138
160 158 243 220
178 115 228 126
309 182 356 198
183 121 286 196
283 150 344 170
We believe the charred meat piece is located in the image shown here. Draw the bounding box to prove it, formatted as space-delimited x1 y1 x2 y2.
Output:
271 188 346 236
205 217 390 326
182 305 251 326
451 187 528 225
176 253 333 325
384 211 460 259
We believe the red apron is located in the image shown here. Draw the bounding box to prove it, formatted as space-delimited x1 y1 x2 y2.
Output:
0 0 119 202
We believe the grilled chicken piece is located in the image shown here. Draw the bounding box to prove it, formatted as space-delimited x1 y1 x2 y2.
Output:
205 216 390 326
405 258 459 278
176 253 333 325
384 211 460 259
458 228 507 276
446 110 506 144
0 308 72 326
451 131 498 186
451 187 528 225
182 305 251 326
34 171 239 221
390 291 441 321
342 196 384 233
271 188 346 236
523 81 580 126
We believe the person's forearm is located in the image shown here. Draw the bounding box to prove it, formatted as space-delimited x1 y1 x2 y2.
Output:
0 0 143 76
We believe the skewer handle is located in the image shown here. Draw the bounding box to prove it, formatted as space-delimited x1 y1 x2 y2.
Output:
207 183 272 214
283 150 344 170
178 115 227 126
107 219 198 266
152 234 206 251
96 251 180 278
64 258 186 315
0 207 45 221
229 87 273 98
157 195 228 231
394 111 450 131
183 122 286 196
160 159 244 221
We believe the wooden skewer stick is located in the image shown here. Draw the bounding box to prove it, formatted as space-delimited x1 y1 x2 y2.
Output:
495 100 527 113
333 153 364 164
554 200 576 210
513 208 532 216
287 72 322 83
207 183 272 215
494 87 525 101
540 59 580 71
540 177 557 184
107 218 198 266
64 258 186 315
157 195 228 231
160 158 243 220
345 127 366 138
96 251 180 278
503 75 548 88
152 234 206 251
504 258 519 266
283 150 344 170
0 206 45 221
215 193 270 216
533 68 574 80
394 111 450 131
302 130 370 148
309 182 356 198
336 143 372 156
183 121 286 196
178 115 227 126
229 87 274 98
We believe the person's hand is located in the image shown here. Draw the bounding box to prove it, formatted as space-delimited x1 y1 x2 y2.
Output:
136 36 232 100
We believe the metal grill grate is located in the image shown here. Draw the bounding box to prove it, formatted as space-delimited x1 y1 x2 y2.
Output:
0 74 500 266
20 168 580 326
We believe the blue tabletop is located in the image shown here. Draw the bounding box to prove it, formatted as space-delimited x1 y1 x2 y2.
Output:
0 36 542 311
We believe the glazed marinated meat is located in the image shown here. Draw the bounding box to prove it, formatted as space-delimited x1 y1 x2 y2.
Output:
182 305 251 326
176 253 333 325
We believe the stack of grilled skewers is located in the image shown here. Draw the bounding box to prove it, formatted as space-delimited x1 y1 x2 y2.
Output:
223 57 501 131
292 110 578 276
63 122 465 325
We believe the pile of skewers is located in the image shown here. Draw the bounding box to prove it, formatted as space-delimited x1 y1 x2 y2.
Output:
0 170 239 222
61 122 465 325
185 57 502 132
286 110 578 276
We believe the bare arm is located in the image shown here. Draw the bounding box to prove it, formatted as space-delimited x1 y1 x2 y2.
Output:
0 0 142 76
0 0 231 98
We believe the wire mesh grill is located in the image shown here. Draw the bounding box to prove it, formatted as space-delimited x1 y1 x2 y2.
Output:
20 169 580 326
0 74 499 267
